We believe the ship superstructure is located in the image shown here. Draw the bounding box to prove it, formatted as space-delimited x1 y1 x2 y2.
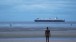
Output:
35 18 65 22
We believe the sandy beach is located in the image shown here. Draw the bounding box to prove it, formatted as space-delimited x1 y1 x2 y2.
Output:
0 29 76 42
0 38 76 42
0 30 76 38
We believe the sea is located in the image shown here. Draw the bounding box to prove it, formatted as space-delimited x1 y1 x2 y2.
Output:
0 21 76 42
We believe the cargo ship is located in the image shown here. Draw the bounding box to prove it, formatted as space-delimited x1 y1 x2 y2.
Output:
34 18 65 22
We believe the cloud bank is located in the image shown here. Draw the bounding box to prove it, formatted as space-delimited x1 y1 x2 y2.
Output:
0 0 76 21
0 0 70 12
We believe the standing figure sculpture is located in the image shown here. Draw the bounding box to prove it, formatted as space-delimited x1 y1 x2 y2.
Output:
45 27 50 42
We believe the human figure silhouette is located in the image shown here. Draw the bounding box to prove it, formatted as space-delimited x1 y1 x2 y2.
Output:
45 27 50 42
10 24 12 28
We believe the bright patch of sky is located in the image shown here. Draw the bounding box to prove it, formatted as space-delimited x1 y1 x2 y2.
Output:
0 0 76 21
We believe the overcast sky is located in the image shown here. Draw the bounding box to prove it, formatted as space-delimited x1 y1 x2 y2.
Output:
0 0 76 22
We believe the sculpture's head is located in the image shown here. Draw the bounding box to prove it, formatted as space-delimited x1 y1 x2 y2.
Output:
47 27 48 30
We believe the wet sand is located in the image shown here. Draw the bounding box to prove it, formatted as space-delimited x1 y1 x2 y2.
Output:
0 30 76 38
0 27 76 42
0 38 76 42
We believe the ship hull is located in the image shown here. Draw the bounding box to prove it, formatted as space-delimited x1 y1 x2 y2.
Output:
35 20 65 22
